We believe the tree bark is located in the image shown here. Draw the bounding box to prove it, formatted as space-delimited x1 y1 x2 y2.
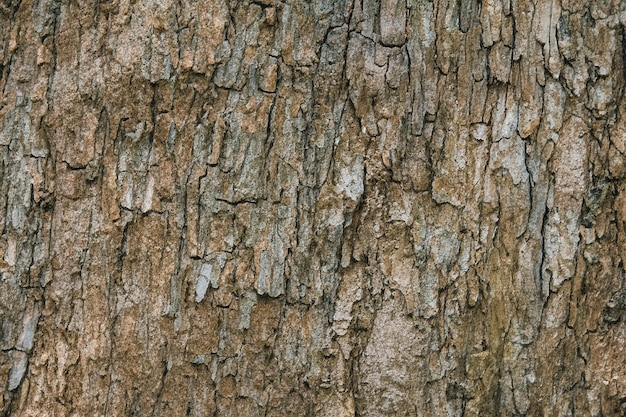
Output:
2 0 626 415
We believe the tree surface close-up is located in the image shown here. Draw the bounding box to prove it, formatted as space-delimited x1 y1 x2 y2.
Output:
2 0 626 415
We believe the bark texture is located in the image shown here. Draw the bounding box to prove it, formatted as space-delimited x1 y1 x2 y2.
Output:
2 0 626 415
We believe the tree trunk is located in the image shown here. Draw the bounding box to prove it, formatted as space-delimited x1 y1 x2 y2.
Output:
2 0 626 415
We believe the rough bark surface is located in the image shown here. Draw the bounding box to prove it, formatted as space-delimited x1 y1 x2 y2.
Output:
2 0 626 415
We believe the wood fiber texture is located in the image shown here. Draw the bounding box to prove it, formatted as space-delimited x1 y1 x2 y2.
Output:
1 0 626 415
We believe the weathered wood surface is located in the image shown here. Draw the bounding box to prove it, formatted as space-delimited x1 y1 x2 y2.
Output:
1 0 626 415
